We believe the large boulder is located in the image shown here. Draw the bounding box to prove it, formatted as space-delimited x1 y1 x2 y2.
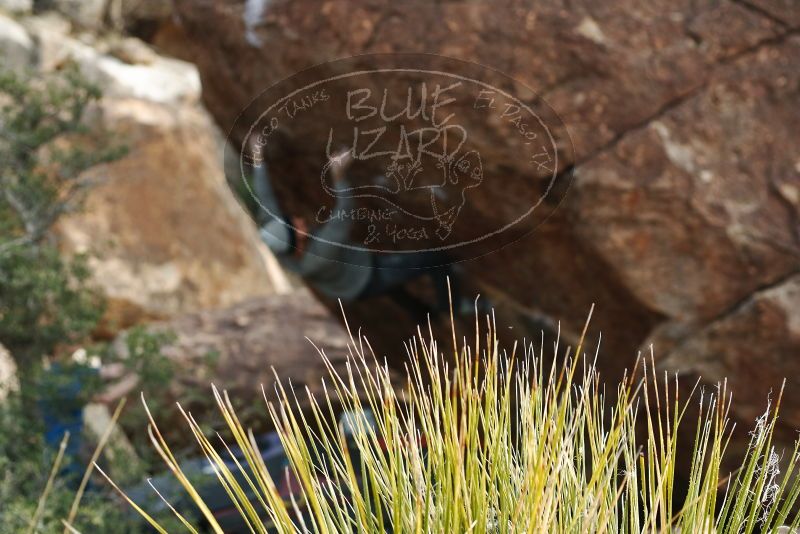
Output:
160 0 799 443
12 21 290 332
56 96 287 332
3 12 293 341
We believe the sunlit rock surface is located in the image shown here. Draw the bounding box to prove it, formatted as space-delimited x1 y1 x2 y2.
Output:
57 97 283 330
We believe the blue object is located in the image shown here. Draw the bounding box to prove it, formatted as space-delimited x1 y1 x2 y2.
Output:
38 363 97 483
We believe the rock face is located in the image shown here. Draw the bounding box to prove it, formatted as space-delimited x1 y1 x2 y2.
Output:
0 0 31 15
44 0 107 29
103 291 390 435
0 13 33 71
57 97 284 330
107 0 172 34
136 291 353 408
22 15 200 104
162 0 799 443
659 273 800 437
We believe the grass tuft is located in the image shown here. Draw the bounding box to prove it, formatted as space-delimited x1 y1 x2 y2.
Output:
111 311 800 533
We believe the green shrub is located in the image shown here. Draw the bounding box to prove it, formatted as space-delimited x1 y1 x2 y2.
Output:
0 62 123 369
0 396 142 533
0 64 185 533
0 328 191 533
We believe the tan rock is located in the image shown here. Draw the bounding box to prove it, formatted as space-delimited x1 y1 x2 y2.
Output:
106 36 157 65
47 0 107 30
56 97 287 331
19 12 71 70
0 0 31 14
0 13 33 71
23 21 199 104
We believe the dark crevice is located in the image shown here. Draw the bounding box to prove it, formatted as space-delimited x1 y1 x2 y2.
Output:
660 268 800 364
684 27 703 46
766 145 800 252
717 25 800 63
729 0 792 29
572 82 706 170
708 268 800 328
